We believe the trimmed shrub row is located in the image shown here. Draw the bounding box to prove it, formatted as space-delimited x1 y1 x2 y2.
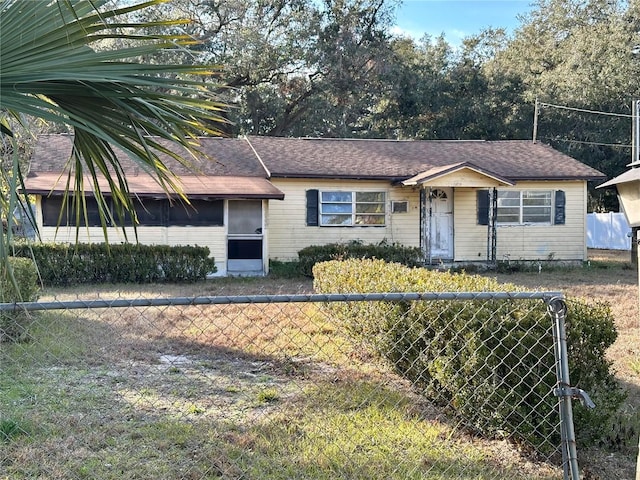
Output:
298 241 423 277
11 242 216 286
1 257 40 342
313 258 625 455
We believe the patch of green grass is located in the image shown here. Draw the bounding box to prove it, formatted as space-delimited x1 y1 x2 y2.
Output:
186 403 205 415
630 357 640 376
256 388 280 404
0 419 24 442
1 311 90 368
233 381 557 480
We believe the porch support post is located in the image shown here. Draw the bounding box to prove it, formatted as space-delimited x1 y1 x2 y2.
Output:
487 187 497 264
428 187 433 265
420 188 429 264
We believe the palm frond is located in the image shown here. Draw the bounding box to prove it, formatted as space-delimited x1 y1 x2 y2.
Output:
0 0 228 240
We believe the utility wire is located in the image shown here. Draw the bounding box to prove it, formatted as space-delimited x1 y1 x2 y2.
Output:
541 137 633 148
538 101 634 118
533 99 635 146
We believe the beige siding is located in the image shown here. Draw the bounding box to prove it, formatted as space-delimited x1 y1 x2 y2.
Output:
454 181 588 262
268 179 421 261
417 169 510 188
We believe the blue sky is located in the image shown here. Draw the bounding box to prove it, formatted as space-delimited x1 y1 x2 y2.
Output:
393 0 535 45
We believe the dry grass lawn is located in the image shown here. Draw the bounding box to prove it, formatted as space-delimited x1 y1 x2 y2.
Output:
9 249 638 480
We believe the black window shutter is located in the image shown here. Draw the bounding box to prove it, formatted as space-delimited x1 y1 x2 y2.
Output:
306 189 319 226
477 190 490 225
554 190 566 225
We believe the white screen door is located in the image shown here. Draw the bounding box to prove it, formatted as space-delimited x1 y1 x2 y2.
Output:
430 188 453 259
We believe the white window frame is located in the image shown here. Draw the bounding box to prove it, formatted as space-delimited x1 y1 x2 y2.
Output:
319 191 386 226
496 190 553 225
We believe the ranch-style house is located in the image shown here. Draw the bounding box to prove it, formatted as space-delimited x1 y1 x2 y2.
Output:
24 134 606 276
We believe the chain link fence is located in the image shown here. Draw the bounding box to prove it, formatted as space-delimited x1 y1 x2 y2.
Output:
1 291 582 479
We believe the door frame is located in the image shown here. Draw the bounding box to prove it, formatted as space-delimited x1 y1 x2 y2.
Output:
421 187 454 263
226 199 265 275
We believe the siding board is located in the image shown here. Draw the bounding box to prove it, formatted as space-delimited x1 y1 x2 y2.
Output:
454 181 587 262
269 179 420 261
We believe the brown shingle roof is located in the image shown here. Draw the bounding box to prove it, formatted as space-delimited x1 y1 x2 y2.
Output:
26 135 606 198
28 134 267 177
246 136 606 181
25 134 284 199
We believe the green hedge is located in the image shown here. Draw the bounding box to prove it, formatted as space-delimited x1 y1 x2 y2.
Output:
11 243 216 286
313 258 625 455
1 257 40 342
298 241 423 277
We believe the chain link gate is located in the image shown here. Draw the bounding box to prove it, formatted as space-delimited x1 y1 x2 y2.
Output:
1 291 586 479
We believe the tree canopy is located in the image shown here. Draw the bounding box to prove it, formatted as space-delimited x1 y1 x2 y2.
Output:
137 0 638 209
3 0 638 222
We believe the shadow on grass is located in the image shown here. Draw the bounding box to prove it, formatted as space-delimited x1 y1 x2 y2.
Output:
0 306 562 480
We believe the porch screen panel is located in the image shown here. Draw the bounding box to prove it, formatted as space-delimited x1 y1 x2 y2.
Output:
124 199 165 226
228 200 262 234
42 196 101 227
169 199 223 226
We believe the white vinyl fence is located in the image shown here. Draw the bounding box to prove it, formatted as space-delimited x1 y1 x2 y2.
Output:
587 212 631 250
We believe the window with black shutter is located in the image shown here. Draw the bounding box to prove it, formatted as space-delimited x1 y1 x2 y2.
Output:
477 190 490 225
554 190 566 225
306 189 319 226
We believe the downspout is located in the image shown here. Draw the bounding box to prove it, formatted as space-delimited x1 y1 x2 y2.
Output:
420 189 427 264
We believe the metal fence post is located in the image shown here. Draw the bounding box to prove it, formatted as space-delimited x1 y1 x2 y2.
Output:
548 296 581 480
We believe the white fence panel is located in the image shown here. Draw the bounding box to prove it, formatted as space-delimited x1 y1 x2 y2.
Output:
587 212 631 250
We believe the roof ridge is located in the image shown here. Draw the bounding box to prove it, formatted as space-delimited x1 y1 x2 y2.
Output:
294 137 489 143
244 136 271 178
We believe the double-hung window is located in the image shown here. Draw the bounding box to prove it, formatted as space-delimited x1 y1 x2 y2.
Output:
496 190 553 225
320 191 386 226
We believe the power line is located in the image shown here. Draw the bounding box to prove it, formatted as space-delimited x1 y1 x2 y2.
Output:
540 137 633 148
538 101 634 118
533 99 636 147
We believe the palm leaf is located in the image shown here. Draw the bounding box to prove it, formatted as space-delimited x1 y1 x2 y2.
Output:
0 0 229 247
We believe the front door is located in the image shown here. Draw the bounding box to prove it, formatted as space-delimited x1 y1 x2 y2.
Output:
429 188 454 260
227 200 263 274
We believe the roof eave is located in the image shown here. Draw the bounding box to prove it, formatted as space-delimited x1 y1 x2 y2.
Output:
24 189 284 201
511 175 607 182
401 162 515 187
270 173 404 182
